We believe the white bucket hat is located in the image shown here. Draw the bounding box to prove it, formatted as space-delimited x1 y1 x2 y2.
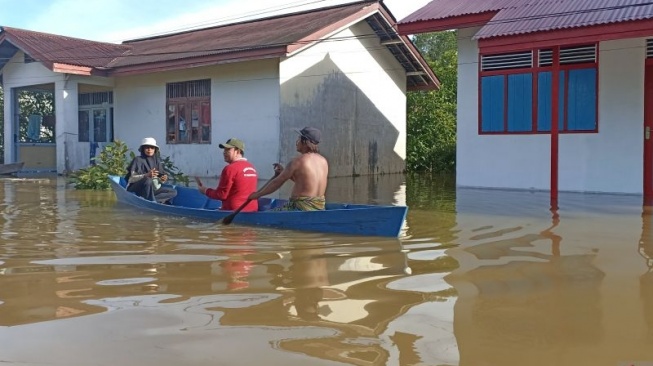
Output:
140 137 159 149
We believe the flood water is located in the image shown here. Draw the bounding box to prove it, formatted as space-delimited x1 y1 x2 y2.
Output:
0 173 652 366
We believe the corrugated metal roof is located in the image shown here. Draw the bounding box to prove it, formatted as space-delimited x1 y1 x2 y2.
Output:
400 0 521 24
400 0 653 39
110 3 373 68
0 27 129 68
476 0 653 39
0 1 439 90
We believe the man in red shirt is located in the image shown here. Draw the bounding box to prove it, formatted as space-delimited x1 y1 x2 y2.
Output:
198 138 259 212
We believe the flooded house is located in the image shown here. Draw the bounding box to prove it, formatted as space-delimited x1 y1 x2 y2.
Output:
399 0 653 200
0 0 438 178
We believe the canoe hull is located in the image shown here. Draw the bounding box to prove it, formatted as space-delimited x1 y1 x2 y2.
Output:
108 175 407 237
0 162 24 175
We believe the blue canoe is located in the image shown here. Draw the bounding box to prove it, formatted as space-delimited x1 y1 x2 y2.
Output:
108 175 407 237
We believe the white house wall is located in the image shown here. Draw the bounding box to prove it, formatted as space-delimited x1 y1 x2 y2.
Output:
279 20 407 177
112 59 280 179
456 29 646 194
2 51 66 167
64 75 115 172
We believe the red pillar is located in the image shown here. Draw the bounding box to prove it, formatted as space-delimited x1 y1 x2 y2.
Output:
551 47 560 210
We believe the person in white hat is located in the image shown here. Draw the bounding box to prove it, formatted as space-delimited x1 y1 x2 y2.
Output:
125 137 177 203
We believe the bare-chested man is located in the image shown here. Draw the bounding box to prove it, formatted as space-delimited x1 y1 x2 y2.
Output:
248 127 328 211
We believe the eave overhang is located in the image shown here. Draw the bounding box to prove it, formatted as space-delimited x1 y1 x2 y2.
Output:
397 12 497 36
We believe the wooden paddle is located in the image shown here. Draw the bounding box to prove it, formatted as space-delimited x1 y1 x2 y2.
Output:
222 168 281 225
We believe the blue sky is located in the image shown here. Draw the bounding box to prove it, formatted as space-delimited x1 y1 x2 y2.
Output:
0 0 430 43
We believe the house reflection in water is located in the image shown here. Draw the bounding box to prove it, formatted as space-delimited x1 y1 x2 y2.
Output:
448 188 653 365
640 207 653 342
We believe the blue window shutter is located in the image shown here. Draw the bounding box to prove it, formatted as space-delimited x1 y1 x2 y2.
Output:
537 72 551 132
507 73 533 132
537 71 565 132
559 71 565 131
567 68 597 131
481 75 505 132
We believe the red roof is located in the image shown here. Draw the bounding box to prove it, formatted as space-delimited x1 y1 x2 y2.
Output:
112 4 375 68
0 1 438 90
399 0 653 39
0 27 129 70
401 0 516 24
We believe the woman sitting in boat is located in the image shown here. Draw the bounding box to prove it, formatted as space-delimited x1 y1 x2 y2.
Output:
125 137 177 204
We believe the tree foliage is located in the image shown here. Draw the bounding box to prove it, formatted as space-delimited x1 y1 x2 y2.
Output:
69 140 133 190
17 90 55 143
407 31 458 173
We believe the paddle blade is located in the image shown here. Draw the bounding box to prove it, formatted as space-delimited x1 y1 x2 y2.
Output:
221 198 253 225
222 212 237 225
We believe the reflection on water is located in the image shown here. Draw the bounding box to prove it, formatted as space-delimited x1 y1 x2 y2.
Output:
1 175 653 365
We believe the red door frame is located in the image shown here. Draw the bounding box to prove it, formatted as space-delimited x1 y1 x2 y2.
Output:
644 62 653 205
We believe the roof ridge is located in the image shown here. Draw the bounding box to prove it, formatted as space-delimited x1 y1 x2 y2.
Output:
122 0 378 44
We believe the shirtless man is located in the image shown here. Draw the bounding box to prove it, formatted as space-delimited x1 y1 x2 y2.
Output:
248 127 328 211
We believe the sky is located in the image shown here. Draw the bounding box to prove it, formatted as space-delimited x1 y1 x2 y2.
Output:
0 0 431 43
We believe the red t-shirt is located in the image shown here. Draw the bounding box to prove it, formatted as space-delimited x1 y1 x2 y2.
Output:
205 159 258 212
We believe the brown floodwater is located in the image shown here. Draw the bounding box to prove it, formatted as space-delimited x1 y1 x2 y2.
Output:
0 173 652 366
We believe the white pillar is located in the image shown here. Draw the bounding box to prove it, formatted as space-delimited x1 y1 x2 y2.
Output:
3 86 16 164
54 77 78 174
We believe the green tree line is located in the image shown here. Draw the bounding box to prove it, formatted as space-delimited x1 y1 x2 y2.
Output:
407 31 457 173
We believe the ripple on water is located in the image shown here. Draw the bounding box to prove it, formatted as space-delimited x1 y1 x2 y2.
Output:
97 277 157 286
387 272 452 293
407 249 448 261
31 254 226 266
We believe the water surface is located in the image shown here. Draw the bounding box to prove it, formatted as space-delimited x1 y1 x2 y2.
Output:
0 174 651 366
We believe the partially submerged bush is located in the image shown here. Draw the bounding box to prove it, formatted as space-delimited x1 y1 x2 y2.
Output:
69 140 190 190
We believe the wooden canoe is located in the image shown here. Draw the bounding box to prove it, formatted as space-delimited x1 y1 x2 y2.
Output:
0 162 24 175
108 175 407 237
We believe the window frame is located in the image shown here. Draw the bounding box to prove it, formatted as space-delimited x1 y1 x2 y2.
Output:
78 92 114 143
166 79 211 145
478 44 599 135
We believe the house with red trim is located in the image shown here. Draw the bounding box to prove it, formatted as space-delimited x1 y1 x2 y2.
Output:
399 0 653 200
0 0 438 178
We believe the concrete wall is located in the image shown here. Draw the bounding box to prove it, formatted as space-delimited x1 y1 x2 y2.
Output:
112 59 280 179
456 29 647 194
2 51 64 168
279 20 407 177
65 76 115 172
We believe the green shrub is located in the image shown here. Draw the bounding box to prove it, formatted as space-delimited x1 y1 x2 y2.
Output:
69 140 190 190
161 155 190 186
